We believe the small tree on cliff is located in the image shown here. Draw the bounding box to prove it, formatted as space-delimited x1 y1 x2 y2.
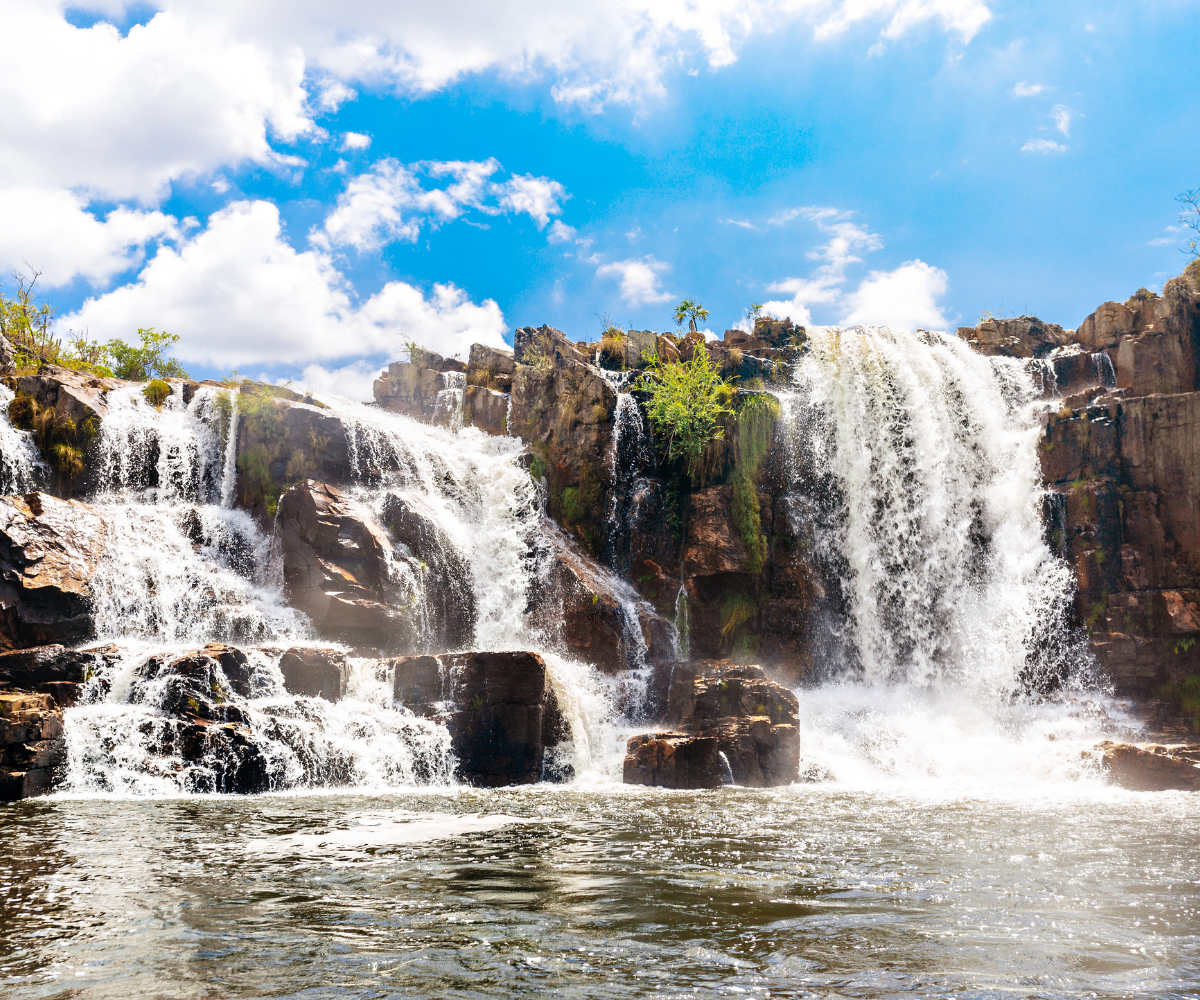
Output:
635 343 733 481
1179 188 1200 262
673 299 710 333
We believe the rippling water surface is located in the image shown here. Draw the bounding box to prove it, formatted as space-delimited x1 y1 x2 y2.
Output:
3 787 1198 999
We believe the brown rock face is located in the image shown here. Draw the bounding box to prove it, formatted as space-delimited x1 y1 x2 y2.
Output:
682 486 749 578
279 646 349 702
0 492 108 650
957 316 1073 359
530 525 675 677
391 650 569 786
623 732 724 789
462 385 509 436
278 480 471 651
0 333 15 377
1085 741 1200 791
16 364 135 426
0 692 65 800
0 643 112 705
630 660 801 788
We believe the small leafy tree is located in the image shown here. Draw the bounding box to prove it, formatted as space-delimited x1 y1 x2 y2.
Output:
1 267 59 365
106 328 189 380
635 343 733 480
748 302 764 322
673 299 710 333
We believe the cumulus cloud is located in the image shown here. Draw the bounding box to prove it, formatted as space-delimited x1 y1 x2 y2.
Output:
64 200 508 367
1012 81 1044 97
547 220 577 243
1021 138 1067 153
840 259 950 330
595 256 673 305
340 132 372 150
0 187 179 288
315 158 567 251
751 206 951 330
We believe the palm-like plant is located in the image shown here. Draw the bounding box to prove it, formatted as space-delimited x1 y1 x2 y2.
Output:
673 299 710 333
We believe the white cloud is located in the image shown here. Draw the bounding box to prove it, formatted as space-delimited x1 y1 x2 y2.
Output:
493 174 568 228
547 220 577 243
1051 104 1071 136
340 132 372 150
840 259 950 330
760 206 882 319
721 218 758 230
63 200 508 366
315 158 568 250
753 206 952 329
1012 81 1044 97
596 256 673 305
300 360 388 402
0 187 179 288
1021 138 1067 154
0 1 311 204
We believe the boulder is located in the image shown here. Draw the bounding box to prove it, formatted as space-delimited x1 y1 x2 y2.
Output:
278 481 419 649
466 343 516 390
1086 741 1200 791
372 361 444 420
0 332 14 378
663 660 799 787
130 649 249 722
16 364 135 426
956 316 1072 359
0 492 108 649
0 692 65 800
391 650 568 786
279 646 349 702
623 732 725 789
141 717 272 794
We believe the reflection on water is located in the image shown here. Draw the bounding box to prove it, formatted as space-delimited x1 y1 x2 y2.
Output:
2 787 1198 998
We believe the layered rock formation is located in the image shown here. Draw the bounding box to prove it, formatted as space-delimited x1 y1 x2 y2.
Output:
0 492 107 649
0 691 65 801
391 650 568 785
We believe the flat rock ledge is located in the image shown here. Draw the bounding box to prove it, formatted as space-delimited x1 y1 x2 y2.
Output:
1086 740 1200 791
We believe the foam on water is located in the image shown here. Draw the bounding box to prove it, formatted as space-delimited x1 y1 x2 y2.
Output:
0 383 44 494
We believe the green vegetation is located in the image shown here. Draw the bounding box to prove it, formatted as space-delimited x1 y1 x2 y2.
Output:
1 268 188 380
728 394 781 574
635 344 733 481
720 592 756 643
520 328 555 376
673 299 709 333
1158 674 1200 732
142 379 172 408
7 391 97 486
1177 187 1199 262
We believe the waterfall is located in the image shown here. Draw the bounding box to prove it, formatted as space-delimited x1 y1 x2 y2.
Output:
782 325 1081 693
778 326 1110 788
54 389 621 792
0 383 44 493
596 368 655 572
432 371 465 431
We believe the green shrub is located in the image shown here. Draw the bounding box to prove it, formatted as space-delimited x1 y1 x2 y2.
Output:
8 391 97 486
720 593 756 643
635 344 733 481
142 379 172 408
728 394 780 574
106 328 189 381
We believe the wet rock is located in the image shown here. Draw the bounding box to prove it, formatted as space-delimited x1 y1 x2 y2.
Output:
663 660 799 787
279 646 349 702
391 650 568 786
379 492 474 648
0 492 108 649
681 486 749 578
16 364 136 426
0 643 110 705
623 732 724 789
278 481 416 649
143 717 271 794
0 692 65 800
530 525 675 675
132 650 243 722
1086 741 1200 791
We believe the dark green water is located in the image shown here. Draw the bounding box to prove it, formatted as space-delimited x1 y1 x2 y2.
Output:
2 786 1197 998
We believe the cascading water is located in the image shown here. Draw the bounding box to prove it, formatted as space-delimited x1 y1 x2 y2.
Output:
432 370 465 431
595 368 655 573
0 383 43 494
778 325 1117 790
51 384 618 794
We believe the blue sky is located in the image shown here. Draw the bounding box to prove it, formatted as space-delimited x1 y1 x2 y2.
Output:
2 1 1197 395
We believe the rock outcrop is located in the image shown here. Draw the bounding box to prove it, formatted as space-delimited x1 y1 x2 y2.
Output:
1085 741 1200 791
625 660 799 788
0 643 113 705
623 731 725 789
278 480 469 652
0 492 107 650
391 650 568 786
0 692 65 800
279 646 349 702
15 364 131 426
